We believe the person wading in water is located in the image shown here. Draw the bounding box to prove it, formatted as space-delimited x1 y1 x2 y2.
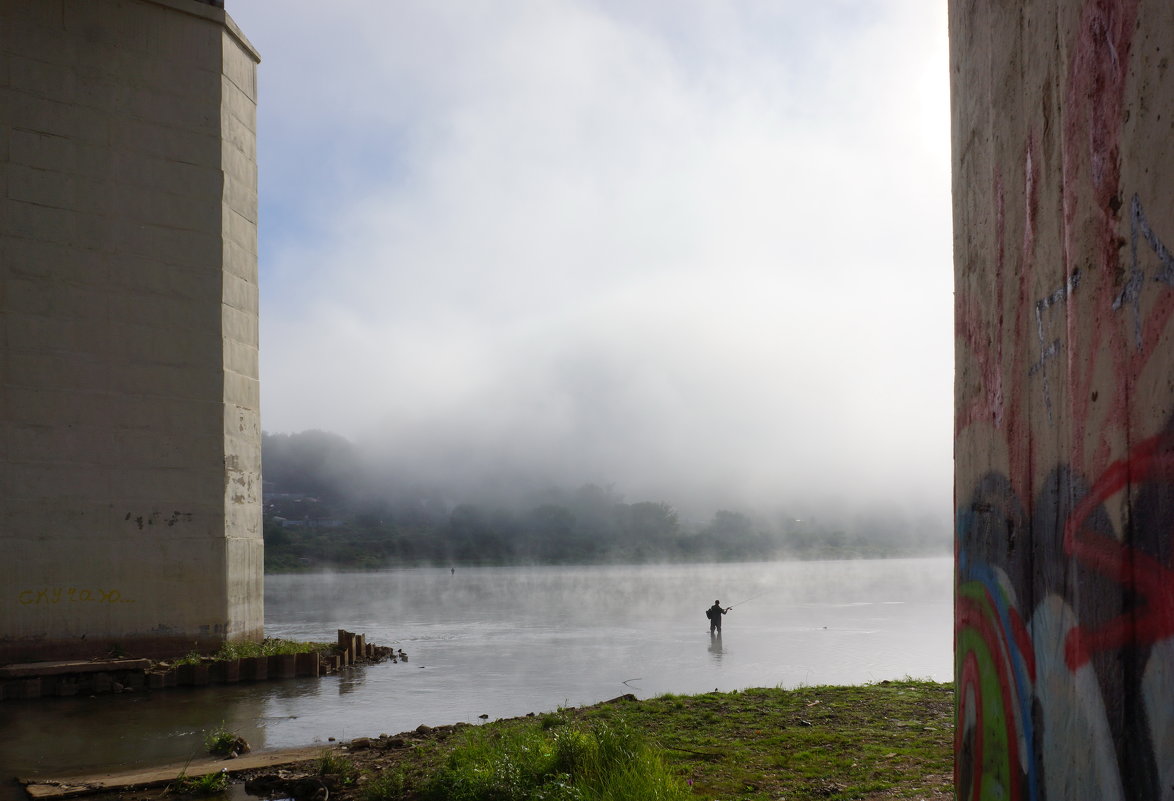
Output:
707 600 731 634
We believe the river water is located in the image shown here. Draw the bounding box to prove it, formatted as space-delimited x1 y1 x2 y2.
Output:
0 557 952 785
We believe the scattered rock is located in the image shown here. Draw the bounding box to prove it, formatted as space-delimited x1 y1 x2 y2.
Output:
244 773 284 795
292 777 329 801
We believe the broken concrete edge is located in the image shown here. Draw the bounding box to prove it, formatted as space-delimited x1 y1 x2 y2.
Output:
20 745 330 799
17 692 644 798
19 723 471 800
0 660 152 679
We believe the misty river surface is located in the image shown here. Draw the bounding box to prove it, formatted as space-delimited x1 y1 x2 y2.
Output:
0 558 951 783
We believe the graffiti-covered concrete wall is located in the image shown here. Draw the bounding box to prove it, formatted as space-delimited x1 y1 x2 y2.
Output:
0 0 263 661
952 0 1174 798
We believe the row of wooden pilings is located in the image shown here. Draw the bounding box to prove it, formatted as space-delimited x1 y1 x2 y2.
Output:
147 651 325 689
145 629 396 690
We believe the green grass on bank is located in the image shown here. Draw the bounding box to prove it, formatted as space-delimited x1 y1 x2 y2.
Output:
168 638 333 666
335 680 953 801
422 719 689 801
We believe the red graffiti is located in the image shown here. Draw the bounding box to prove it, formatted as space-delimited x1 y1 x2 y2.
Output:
957 651 985 801
1063 432 1174 669
958 0 1163 641
957 595 1025 801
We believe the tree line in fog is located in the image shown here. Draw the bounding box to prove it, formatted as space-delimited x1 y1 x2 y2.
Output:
261 431 947 571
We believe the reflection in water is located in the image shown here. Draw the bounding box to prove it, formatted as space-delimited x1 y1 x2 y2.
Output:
708 632 724 662
0 680 271 787
0 557 952 784
338 670 366 695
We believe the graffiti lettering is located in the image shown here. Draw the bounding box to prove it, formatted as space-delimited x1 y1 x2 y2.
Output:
1114 194 1174 349
124 510 194 530
958 190 1172 799
17 587 136 605
1061 433 1174 670
1028 270 1081 425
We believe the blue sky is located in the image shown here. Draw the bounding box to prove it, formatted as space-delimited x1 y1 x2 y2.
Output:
227 1 953 522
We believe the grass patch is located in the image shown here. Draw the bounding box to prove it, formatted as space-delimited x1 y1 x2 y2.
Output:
539 711 569 730
161 638 331 669
318 750 360 785
362 769 408 801
169 770 228 796
149 680 952 801
349 680 952 800
606 680 954 800
203 723 248 757
423 719 689 801
214 638 332 659
203 724 236 756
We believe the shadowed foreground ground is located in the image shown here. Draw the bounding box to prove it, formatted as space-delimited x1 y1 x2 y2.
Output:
23 680 953 801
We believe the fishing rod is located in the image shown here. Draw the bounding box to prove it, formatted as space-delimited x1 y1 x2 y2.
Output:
725 590 770 610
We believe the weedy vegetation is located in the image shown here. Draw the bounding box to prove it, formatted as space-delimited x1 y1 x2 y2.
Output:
613 679 955 800
361 769 409 801
318 750 361 786
165 638 330 668
169 769 228 796
339 680 950 800
421 718 689 801
215 638 334 659
100 680 954 801
202 723 242 757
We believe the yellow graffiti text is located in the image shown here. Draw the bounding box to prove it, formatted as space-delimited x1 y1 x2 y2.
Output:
17 588 136 605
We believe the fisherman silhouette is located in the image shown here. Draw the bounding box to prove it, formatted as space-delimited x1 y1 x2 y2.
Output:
706 600 731 634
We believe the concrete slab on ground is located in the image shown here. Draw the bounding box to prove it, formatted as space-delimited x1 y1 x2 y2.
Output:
0 661 151 679
21 746 327 799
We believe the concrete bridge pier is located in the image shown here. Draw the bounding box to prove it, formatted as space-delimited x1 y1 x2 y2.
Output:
0 0 263 662
951 1 1174 798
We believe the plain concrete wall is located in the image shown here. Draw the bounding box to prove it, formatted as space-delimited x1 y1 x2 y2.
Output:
952 0 1174 798
0 0 263 661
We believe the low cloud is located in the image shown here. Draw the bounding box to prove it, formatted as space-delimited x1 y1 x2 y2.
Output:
233 0 953 525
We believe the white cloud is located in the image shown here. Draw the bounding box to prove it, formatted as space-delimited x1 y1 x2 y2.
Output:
231 0 953 518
